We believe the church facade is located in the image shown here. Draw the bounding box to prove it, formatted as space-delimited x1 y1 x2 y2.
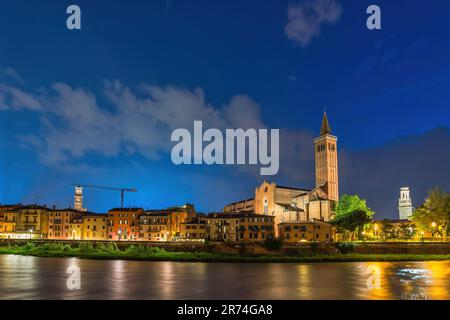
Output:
224 112 339 236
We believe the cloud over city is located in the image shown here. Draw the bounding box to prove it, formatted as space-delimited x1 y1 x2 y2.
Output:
0 70 268 170
285 0 342 46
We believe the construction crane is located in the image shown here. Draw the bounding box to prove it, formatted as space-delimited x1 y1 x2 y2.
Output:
72 184 137 208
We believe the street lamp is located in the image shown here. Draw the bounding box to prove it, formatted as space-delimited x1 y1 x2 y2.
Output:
29 229 33 240
118 229 122 241
431 222 437 239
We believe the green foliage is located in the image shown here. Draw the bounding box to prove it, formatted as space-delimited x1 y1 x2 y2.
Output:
333 209 372 240
96 242 120 254
333 194 375 240
78 242 95 254
124 244 149 255
398 223 416 240
412 187 450 239
310 241 319 253
23 242 37 251
335 194 375 218
336 241 358 254
263 237 283 251
380 220 395 241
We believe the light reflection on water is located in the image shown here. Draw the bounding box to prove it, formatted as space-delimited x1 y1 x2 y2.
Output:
0 255 448 300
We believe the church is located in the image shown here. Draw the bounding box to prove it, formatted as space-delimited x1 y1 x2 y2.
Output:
223 112 339 237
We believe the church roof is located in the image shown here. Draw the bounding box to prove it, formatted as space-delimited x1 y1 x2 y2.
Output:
276 203 305 212
320 111 332 135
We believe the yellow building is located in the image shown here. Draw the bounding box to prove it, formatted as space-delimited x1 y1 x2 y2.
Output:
139 213 170 241
47 208 84 240
279 219 334 242
16 205 48 238
179 217 206 241
139 208 192 241
68 217 83 240
0 205 20 238
206 212 275 243
82 213 107 240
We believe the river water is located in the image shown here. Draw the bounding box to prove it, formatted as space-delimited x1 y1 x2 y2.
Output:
0 255 448 300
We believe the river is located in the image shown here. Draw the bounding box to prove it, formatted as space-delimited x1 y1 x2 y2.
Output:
0 255 449 300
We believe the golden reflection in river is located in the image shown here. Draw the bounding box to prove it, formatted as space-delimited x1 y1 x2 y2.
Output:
109 260 127 299
1 255 38 298
355 262 393 300
295 264 312 299
158 261 176 299
421 261 449 300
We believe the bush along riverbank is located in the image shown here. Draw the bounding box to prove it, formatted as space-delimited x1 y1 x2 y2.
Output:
1 242 450 263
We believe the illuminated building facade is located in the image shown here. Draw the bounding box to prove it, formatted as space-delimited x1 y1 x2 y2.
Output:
278 219 334 242
82 213 107 240
206 212 275 242
108 208 144 240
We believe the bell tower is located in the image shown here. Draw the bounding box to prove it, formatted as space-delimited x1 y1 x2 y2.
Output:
314 111 339 202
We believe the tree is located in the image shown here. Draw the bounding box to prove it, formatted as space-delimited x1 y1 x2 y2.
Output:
412 188 450 240
335 194 375 217
398 223 416 241
333 194 375 240
379 220 394 241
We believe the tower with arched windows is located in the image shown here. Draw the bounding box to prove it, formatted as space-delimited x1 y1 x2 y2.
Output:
398 187 413 220
314 112 339 202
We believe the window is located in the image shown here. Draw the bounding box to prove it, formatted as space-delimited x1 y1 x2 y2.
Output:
263 197 268 215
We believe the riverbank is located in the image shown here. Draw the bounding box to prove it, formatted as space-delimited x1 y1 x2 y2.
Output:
1 242 450 263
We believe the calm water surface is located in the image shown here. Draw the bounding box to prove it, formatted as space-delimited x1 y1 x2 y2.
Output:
0 255 449 300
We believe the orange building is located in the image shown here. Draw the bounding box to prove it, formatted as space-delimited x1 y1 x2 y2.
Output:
108 208 144 240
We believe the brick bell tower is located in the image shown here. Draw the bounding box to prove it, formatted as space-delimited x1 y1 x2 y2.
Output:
314 111 339 202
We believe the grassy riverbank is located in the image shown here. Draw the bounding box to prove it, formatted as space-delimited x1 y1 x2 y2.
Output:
1 242 450 263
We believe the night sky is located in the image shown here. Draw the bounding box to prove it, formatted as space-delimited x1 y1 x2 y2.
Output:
0 0 449 219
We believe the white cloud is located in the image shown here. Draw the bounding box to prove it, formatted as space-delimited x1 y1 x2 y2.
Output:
4 67 25 84
285 0 342 46
0 84 42 111
2 79 267 168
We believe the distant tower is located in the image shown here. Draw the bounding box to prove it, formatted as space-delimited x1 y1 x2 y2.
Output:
314 111 339 202
74 186 86 211
398 187 413 220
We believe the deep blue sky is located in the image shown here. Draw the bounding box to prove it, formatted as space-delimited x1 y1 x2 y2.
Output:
0 0 449 218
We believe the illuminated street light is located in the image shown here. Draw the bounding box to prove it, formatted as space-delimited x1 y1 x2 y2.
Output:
431 222 437 239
